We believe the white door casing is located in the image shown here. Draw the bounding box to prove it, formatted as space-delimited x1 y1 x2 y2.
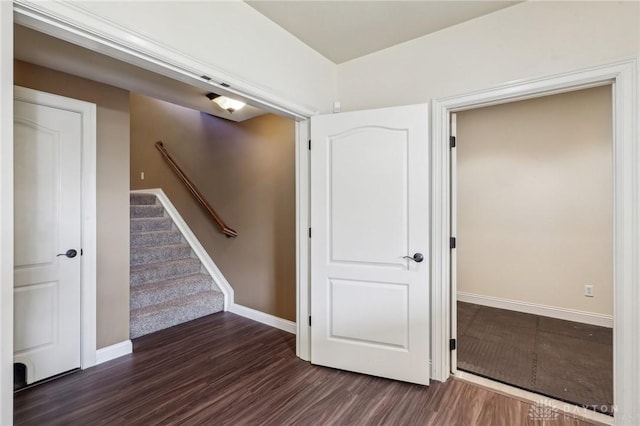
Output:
0 3 13 423
310 104 430 385
449 113 458 374
14 99 83 384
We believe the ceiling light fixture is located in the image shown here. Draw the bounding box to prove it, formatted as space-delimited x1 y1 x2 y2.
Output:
206 92 246 113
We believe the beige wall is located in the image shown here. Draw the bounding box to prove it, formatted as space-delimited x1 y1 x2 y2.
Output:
14 60 131 348
456 86 613 315
337 1 638 111
130 94 296 321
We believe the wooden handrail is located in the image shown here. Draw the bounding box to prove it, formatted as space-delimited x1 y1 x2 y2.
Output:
155 141 238 238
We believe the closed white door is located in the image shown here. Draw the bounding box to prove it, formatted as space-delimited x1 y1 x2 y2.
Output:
14 97 82 384
310 104 430 385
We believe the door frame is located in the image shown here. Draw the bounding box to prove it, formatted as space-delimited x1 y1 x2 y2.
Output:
431 59 638 421
13 86 97 371
0 2 14 424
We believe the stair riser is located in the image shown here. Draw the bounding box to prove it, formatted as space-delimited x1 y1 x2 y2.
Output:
131 279 213 309
131 205 164 218
130 218 172 232
131 261 201 286
130 194 157 206
131 231 182 248
130 294 224 338
131 245 192 266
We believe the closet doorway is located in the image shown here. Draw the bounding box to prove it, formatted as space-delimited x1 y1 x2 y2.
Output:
452 86 613 414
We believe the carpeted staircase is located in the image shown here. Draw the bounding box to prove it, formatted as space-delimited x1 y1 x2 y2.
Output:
130 193 224 338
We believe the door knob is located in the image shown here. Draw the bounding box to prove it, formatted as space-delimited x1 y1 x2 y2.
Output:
57 249 77 258
403 253 424 263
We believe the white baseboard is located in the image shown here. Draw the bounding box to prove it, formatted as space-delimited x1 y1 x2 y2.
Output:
457 292 613 328
96 340 132 365
229 303 296 334
130 188 234 310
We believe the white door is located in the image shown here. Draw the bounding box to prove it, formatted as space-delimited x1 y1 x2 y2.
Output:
14 96 82 384
310 104 430 384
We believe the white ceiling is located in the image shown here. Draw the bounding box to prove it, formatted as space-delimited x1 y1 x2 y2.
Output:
246 1 521 64
14 25 268 122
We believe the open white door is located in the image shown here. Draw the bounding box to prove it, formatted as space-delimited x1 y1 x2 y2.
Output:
310 104 430 385
13 95 82 384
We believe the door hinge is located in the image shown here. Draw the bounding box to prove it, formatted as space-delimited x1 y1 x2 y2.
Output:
308 227 312 238
450 136 456 148
308 139 311 150
308 316 312 327
450 237 456 249
81 249 83 256
450 338 457 350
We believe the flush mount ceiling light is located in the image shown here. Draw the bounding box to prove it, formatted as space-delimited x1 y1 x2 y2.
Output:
206 92 246 113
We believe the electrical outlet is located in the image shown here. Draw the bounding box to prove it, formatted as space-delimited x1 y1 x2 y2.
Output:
584 285 594 297
140 172 145 180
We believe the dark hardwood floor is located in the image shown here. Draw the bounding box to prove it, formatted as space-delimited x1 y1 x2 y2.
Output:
14 312 596 425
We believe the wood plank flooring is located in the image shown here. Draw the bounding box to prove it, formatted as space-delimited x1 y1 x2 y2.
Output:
14 312 596 425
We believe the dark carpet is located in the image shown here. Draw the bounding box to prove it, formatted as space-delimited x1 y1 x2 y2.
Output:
457 302 613 414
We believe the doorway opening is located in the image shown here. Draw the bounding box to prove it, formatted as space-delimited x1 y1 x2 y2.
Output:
452 86 614 414
431 60 638 423
13 19 299 381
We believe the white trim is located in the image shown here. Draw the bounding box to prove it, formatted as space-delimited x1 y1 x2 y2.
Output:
457 292 613 328
95 340 132 365
229 303 296 334
131 188 234 310
14 86 98 371
0 3 13 423
432 58 639 423
13 1 318 122
449 113 458 374
454 371 614 426
295 120 311 361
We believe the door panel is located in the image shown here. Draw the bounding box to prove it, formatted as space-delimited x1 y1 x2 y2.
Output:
14 282 57 353
329 127 408 266
311 104 430 385
14 100 82 384
14 122 57 267
330 278 409 348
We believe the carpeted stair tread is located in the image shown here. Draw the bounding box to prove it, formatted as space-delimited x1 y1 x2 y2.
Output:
130 291 224 338
131 243 192 266
131 274 216 309
131 204 164 218
130 258 201 285
130 193 158 205
130 217 173 232
129 192 224 339
131 229 182 248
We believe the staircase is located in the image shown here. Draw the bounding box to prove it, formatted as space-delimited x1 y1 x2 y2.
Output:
129 193 224 338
